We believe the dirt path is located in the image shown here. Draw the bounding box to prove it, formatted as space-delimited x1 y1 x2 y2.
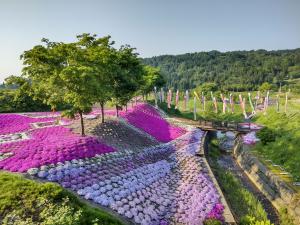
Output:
217 155 280 224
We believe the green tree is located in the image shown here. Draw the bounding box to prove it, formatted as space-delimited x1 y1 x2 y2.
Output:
111 45 144 116
140 66 165 99
195 82 218 95
143 48 300 91
21 39 66 111
2 75 50 112
258 82 272 93
21 37 97 136
75 33 116 123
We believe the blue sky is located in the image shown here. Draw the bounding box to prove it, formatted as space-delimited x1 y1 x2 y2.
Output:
0 0 299 82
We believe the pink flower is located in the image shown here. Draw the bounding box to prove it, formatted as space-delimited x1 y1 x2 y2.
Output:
120 104 186 142
0 126 115 172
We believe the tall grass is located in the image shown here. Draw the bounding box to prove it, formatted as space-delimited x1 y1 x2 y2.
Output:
207 142 270 224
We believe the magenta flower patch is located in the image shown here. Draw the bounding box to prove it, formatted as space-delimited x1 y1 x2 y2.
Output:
206 203 225 221
0 126 115 172
120 104 186 142
0 114 57 135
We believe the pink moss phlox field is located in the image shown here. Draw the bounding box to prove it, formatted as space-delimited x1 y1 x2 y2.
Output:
0 126 115 172
120 104 186 142
0 114 55 135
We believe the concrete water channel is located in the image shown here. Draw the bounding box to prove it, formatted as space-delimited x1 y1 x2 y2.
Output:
208 130 280 224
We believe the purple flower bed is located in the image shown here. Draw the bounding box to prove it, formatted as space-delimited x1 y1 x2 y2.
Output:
0 114 55 135
0 126 115 172
120 104 186 142
0 108 224 224
27 129 224 224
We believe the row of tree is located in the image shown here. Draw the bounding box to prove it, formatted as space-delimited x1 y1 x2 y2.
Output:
143 49 300 91
3 34 165 135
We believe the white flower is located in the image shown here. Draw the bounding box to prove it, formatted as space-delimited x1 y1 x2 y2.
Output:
84 193 93 200
125 211 133 218
27 168 39 175
77 189 85 195
117 207 125 215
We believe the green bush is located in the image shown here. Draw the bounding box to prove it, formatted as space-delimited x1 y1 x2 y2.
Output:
2 197 82 225
253 110 300 181
240 216 273 225
256 127 277 145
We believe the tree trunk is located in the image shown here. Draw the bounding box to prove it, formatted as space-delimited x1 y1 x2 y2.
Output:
79 111 85 136
100 101 105 123
116 105 119 117
125 104 128 112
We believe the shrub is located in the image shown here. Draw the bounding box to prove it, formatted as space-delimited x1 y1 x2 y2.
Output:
240 216 273 225
0 172 123 225
256 127 276 145
2 197 82 225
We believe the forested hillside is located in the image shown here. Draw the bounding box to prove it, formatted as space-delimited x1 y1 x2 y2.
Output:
143 49 300 91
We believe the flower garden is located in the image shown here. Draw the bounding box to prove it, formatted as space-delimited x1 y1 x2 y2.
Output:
0 104 225 224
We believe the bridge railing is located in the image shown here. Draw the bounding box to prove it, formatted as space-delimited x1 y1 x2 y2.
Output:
237 123 251 131
198 119 251 132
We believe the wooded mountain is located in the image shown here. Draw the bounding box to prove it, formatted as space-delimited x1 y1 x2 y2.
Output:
143 49 300 91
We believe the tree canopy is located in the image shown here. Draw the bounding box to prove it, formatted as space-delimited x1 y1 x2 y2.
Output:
140 66 166 98
1 33 164 136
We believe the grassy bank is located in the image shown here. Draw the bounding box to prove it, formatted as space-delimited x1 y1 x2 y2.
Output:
150 100 245 122
208 137 296 225
0 172 123 225
252 108 300 182
207 139 271 224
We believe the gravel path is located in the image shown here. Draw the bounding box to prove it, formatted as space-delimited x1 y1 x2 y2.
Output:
217 155 280 224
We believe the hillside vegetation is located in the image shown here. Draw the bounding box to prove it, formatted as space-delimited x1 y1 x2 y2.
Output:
0 172 123 225
253 107 300 182
143 49 300 91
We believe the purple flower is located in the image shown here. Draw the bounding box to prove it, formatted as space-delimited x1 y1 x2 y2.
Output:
206 203 224 221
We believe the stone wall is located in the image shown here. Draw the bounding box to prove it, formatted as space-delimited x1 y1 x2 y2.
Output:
233 137 300 224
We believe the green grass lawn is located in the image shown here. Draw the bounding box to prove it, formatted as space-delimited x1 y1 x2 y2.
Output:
0 172 124 225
